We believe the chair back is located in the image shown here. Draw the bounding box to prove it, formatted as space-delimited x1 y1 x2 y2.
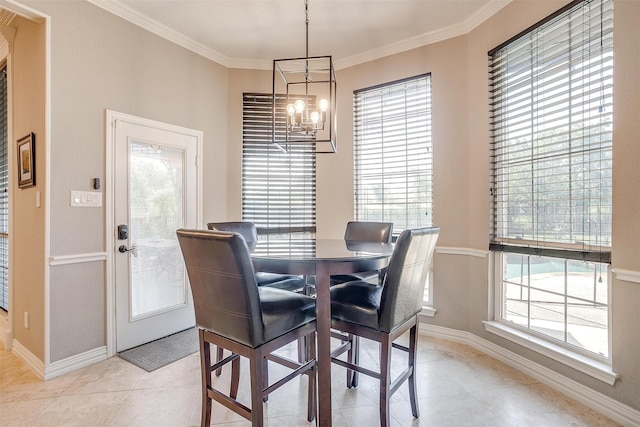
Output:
344 221 393 244
207 221 258 250
378 227 439 332
177 229 265 347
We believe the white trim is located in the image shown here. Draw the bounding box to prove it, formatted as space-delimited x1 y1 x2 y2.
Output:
420 306 437 318
87 0 512 71
435 246 488 258
87 0 230 66
0 0 46 21
483 321 617 385
11 338 45 380
105 110 203 357
420 324 640 427
44 346 107 380
2 17 13 354
0 311 10 348
49 252 107 266
612 268 640 284
43 8 52 370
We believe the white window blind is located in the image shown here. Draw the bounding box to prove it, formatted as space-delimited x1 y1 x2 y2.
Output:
353 74 433 232
0 66 7 311
242 93 316 233
489 0 613 262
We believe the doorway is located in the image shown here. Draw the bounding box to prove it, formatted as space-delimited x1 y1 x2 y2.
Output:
107 111 202 353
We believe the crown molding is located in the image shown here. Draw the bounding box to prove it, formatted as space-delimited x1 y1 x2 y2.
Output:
88 0 232 67
88 0 512 71
0 0 46 22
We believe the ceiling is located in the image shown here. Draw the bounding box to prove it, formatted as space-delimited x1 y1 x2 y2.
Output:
90 0 511 70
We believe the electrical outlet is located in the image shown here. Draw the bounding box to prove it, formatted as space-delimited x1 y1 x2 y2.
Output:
24 312 29 329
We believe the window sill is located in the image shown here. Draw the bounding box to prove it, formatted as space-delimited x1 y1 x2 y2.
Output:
483 321 618 385
421 306 436 318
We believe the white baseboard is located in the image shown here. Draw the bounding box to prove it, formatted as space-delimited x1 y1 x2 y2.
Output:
45 346 108 380
420 324 640 427
11 339 45 380
9 340 108 381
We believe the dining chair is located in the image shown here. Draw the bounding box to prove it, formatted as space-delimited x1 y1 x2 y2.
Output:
329 226 440 427
330 221 394 286
207 221 306 292
177 229 317 427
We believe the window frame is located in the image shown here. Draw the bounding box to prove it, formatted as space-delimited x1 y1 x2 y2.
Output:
352 74 434 307
241 92 316 234
486 0 616 378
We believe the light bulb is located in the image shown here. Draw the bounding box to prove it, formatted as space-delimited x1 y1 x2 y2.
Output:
310 111 320 124
294 99 305 113
286 104 296 116
318 98 329 112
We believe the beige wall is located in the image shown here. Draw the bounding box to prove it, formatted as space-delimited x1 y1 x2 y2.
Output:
225 0 640 411
225 69 271 222
8 0 640 414
16 0 230 362
11 14 46 361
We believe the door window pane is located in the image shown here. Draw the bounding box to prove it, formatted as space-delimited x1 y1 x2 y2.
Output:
129 142 186 318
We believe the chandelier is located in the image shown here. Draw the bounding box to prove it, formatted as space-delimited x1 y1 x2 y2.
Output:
272 0 337 153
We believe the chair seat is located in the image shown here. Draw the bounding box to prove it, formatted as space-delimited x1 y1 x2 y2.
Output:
330 280 382 330
260 287 316 344
328 227 440 427
330 271 378 286
256 272 306 292
177 228 318 425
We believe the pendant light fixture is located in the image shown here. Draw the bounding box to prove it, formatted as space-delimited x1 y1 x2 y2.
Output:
272 0 337 153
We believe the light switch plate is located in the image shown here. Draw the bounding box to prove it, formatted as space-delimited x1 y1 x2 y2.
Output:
70 191 102 207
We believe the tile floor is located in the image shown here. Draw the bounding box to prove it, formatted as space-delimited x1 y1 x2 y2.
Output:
0 335 621 426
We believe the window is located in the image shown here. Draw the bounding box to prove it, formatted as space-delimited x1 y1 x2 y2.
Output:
242 93 316 235
353 74 433 305
489 0 613 361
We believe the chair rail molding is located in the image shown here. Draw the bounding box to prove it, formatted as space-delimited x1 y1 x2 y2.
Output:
49 252 108 266
435 246 488 258
612 268 640 284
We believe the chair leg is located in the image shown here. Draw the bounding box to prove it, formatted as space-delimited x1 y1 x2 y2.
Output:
199 331 212 427
408 324 419 418
262 358 269 402
379 335 392 427
215 346 224 377
250 350 265 427
349 335 360 388
297 335 306 363
230 353 240 400
307 331 317 422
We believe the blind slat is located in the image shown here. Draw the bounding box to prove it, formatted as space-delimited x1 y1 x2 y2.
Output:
242 93 316 230
354 74 433 232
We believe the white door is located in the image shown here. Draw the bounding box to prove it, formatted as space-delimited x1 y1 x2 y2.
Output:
113 116 200 352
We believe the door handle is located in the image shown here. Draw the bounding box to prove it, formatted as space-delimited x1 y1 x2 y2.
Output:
118 243 138 257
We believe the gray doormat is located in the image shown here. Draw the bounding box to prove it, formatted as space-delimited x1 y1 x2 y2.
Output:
118 327 199 372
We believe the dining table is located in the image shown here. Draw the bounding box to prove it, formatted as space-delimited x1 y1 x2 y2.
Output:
251 236 393 427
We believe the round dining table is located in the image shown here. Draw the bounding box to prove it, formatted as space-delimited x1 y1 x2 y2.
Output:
251 237 393 427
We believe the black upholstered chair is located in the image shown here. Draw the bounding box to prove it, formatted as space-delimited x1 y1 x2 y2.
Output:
177 229 317 427
330 221 394 286
207 221 305 292
330 226 439 427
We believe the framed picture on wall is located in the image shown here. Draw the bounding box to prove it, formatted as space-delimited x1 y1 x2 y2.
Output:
17 132 35 188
